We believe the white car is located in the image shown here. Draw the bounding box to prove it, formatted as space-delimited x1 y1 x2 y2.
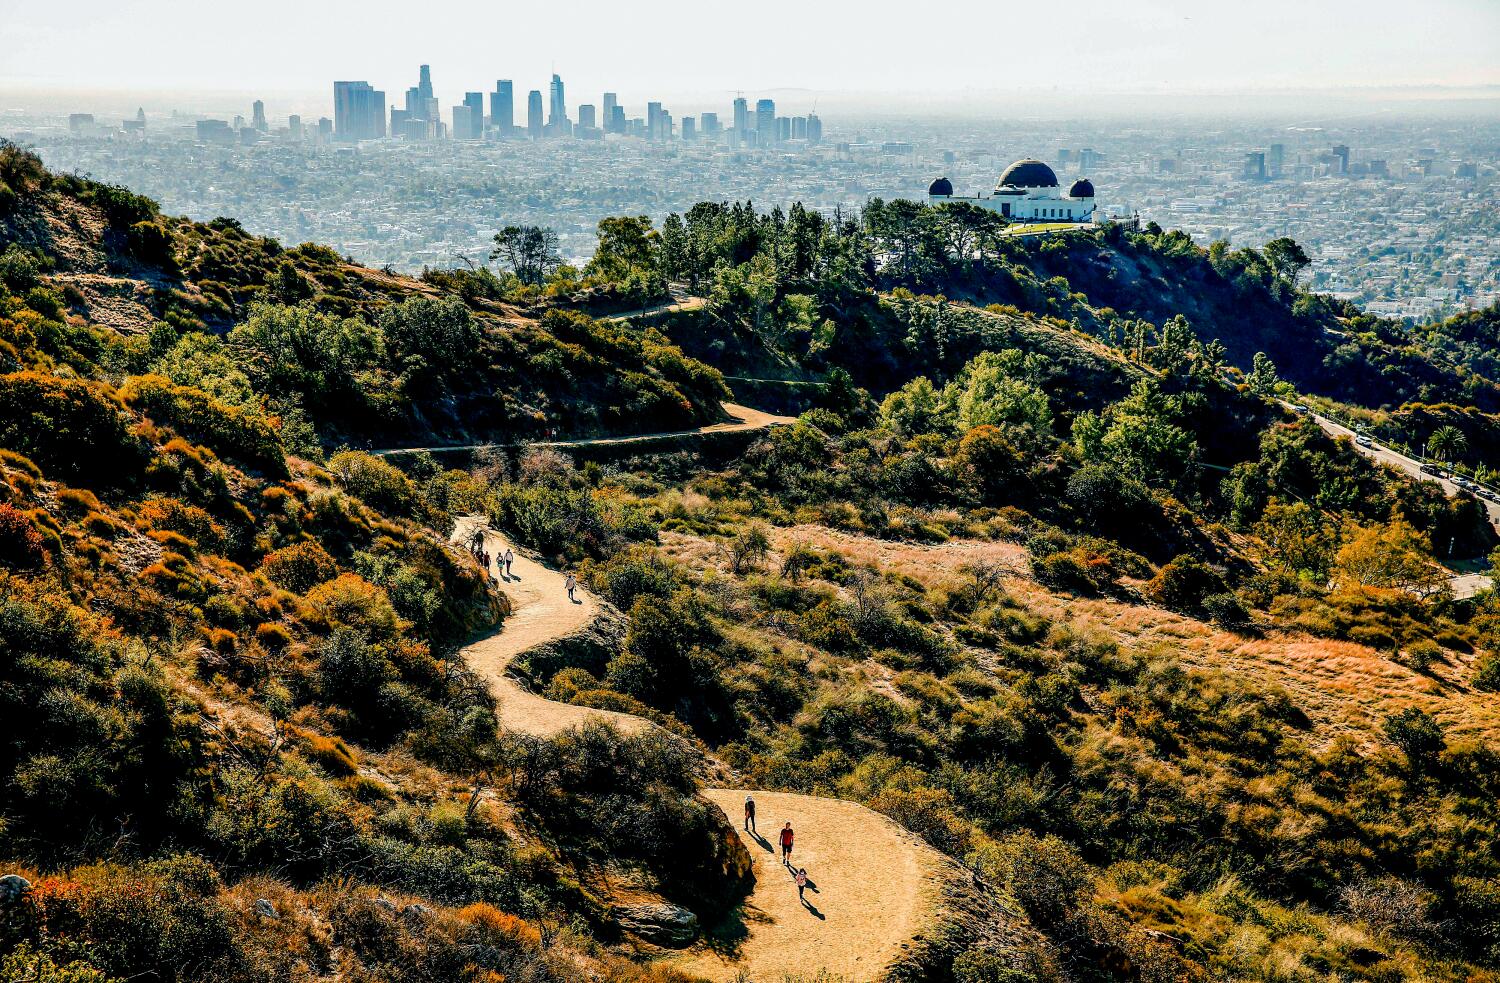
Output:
1355 434 1373 448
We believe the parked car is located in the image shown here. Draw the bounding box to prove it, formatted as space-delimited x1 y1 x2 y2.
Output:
1355 434 1373 448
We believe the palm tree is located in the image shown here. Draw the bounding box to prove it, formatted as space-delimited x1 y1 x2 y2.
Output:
1427 425 1468 464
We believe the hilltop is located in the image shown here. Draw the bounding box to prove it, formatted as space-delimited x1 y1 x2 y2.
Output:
3 141 1500 983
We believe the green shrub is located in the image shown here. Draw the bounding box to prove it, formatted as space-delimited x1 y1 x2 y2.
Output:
328 450 421 517
260 538 340 593
0 371 141 482
120 374 286 477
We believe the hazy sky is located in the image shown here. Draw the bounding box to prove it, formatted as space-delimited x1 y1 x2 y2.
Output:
2 0 1498 114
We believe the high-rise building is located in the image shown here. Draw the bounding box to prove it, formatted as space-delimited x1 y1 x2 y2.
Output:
602 92 618 132
682 116 696 141
647 101 663 140
733 97 748 135
701 112 720 136
452 105 474 140
527 89 543 137
806 113 821 144
418 64 433 102
317 117 333 141
252 99 267 132
1244 151 1266 180
755 98 775 143
548 74 567 132
463 92 485 138
333 81 385 141
68 113 95 134
288 115 303 139
578 104 597 130
791 116 806 140
610 105 626 133
491 81 514 135
1331 145 1350 174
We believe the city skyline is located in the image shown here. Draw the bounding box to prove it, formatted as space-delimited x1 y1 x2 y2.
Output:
2 0 1497 103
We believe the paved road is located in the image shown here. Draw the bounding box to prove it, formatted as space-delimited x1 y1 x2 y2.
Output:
1288 403 1497 595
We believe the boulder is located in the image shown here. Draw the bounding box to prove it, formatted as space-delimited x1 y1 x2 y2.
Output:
615 903 699 947
400 903 431 922
253 898 278 920
0 874 32 905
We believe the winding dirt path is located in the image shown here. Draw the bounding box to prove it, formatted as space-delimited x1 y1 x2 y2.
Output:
375 402 792 457
449 516 948 982
455 517 648 738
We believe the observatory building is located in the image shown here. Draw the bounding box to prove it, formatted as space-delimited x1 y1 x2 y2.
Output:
927 159 1095 222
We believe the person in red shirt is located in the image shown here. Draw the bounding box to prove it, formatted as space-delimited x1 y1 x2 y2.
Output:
779 822 794 865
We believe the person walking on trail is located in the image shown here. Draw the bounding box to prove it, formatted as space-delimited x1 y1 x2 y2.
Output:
503 548 514 578
565 573 577 602
743 794 756 832
779 822 794 865
795 867 808 901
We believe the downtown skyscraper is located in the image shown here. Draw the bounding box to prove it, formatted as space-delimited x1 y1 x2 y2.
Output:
333 81 385 141
491 80 514 135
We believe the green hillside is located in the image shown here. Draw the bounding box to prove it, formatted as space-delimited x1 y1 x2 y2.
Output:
4 143 1500 983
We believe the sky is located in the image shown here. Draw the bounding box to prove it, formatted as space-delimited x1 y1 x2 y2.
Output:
1 0 1498 117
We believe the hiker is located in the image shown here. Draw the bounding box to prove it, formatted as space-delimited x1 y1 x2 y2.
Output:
503 548 514 577
779 822 794 865
565 573 577 602
795 867 808 901
744 794 756 832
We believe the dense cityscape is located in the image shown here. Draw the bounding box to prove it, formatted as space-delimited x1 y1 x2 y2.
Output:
2 68 1495 320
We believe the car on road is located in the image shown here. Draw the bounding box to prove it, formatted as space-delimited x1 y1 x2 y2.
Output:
1291 404 1310 415
1355 434 1373 448
1420 463 1444 476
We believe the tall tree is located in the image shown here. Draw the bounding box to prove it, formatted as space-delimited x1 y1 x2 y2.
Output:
490 225 561 286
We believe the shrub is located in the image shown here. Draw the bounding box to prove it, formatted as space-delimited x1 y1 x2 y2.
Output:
1476 651 1500 692
306 573 400 639
125 221 176 269
328 450 421 517
120 374 286 476
0 372 140 482
1382 707 1445 772
254 621 293 650
303 732 358 775
1143 555 1225 613
260 538 340 593
0 502 48 569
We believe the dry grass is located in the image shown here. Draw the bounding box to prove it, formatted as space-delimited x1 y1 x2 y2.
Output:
665 523 1500 750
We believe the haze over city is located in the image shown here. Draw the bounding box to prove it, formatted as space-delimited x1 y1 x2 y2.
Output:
3 0 1498 114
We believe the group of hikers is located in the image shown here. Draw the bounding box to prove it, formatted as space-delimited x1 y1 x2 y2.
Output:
743 795 812 906
464 528 513 584
466 524 582 603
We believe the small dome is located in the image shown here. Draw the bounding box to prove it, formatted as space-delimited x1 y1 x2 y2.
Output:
998 159 1059 188
928 176 954 196
1068 178 1095 198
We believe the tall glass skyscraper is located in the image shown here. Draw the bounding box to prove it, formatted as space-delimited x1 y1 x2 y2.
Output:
548 74 566 130
527 89 543 138
491 81 514 135
333 81 385 141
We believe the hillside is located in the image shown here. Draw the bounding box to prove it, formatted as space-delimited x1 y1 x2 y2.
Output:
4 141 1500 983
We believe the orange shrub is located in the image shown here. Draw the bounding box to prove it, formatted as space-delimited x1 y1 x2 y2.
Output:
205 628 238 654
457 902 542 947
254 621 292 649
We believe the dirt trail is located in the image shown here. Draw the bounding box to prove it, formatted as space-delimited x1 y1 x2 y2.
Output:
677 790 944 983
449 516 949 981
454 517 648 738
376 402 792 457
